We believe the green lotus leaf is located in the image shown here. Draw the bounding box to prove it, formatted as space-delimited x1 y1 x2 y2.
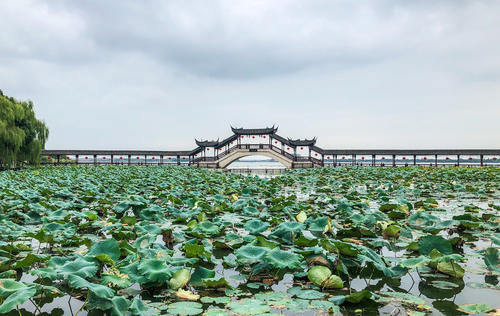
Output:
196 221 221 235
170 268 190 290
345 289 372 303
242 206 260 217
110 296 131 315
310 300 339 312
288 287 326 300
202 277 231 288
88 238 120 262
114 201 131 214
0 285 36 313
200 296 231 304
167 301 203 315
57 257 99 279
333 241 358 256
322 275 343 289
484 247 500 272
204 308 229 316
13 253 49 269
408 212 439 229
307 216 330 232
67 274 115 298
437 261 465 278
307 266 331 286
137 259 172 283
418 235 452 256
0 279 29 298
184 243 211 258
400 256 431 269
429 280 460 290
265 248 302 270
376 291 426 305
100 274 132 289
235 245 268 264
228 299 271 315
457 304 494 314
130 297 157 315
244 219 270 234
190 267 216 286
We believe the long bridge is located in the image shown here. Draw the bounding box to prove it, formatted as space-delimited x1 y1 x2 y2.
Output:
41 126 500 168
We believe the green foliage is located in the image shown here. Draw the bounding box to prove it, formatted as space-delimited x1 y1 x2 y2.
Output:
0 90 48 169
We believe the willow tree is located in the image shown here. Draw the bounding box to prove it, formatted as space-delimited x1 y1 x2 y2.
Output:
0 90 49 169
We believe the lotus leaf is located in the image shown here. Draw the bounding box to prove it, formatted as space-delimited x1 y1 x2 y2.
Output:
137 259 172 283
307 266 331 286
484 247 500 272
437 261 465 278
418 235 453 256
244 219 270 234
68 274 115 298
228 298 271 315
170 268 190 290
265 248 302 269
167 301 203 315
0 285 36 313
235 245 268 264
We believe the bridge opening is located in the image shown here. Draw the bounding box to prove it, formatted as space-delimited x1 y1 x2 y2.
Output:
225 155 286 170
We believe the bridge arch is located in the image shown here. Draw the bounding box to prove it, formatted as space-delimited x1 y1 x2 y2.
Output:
218 149 292 169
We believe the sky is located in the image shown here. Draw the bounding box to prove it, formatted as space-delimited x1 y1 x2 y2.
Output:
1 0 499 150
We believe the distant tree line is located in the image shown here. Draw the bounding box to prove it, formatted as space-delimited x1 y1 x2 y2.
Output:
0 90 49 170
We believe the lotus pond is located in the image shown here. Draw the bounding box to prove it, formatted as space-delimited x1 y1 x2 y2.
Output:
0 166 499 315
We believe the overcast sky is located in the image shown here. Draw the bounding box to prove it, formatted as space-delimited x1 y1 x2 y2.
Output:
1 1 499 150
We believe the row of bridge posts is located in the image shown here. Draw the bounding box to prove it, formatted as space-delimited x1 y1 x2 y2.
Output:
49 154 183 165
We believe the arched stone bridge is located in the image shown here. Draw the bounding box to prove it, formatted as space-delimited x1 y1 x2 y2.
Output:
41 126 500 169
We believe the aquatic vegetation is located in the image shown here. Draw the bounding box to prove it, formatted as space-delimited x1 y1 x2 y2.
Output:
0 165 499 315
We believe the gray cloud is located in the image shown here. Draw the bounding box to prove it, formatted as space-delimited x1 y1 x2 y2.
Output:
0 0 499 149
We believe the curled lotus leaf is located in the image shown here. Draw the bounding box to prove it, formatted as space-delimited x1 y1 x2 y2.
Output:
244 219 270 234
265 248 303 270
235 245 268 264
195 221 221 235
137 259 172 283
307 266 332 286
170 268 191 290
88 238 120 262
322 274 343 289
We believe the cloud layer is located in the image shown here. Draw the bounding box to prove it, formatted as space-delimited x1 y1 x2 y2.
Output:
1 0 499 149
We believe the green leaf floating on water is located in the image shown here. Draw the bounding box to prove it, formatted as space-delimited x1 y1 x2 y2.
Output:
288 287 326 299
167 301 203 315
228 298 271 315
457 303 494 314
